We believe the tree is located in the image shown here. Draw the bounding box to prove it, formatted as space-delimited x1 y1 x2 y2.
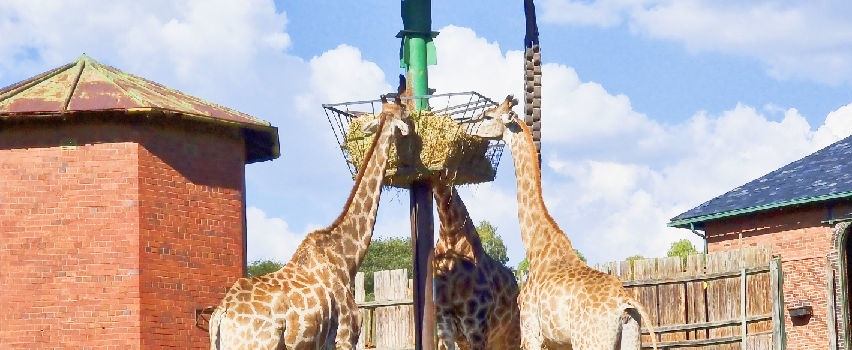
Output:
476 221 509 267
358 237 412 301
624 254 645 279
574 249 587 265
247 259 284 277
667 239 699 264
625 255 645 263
515 257 529 286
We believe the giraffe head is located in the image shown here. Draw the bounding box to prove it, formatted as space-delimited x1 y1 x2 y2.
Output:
463 95 520 142
360 75 411 137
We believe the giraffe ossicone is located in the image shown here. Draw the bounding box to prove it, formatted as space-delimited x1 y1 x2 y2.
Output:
466 96 659 350
208 77 410 350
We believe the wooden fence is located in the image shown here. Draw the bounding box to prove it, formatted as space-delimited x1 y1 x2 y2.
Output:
595 245 784 349
354 245 784 350
354 269 414 350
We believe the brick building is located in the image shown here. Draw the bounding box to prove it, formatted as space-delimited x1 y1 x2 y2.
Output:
0 55 279 348
669 135 852 349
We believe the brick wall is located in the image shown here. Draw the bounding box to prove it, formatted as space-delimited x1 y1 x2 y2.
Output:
136 124 245 349
0 124 143 349
0 120 247 349
705 202 852 350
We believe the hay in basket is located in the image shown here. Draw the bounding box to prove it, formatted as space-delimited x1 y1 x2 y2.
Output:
343 110 496 188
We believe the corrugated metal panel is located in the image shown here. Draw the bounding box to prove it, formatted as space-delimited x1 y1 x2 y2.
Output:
0 54 280 164
0 54 270 127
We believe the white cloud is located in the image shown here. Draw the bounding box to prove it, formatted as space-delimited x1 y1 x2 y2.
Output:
295 44 392 111
246 207 314 263
540 0 852 84
428 25 852 265
0 0 290 86
4 2 852 271
429 26 524 100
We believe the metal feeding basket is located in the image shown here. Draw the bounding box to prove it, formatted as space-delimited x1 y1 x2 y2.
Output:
323 91 505 188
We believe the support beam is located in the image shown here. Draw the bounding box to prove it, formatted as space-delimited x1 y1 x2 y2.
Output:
410 181 434 350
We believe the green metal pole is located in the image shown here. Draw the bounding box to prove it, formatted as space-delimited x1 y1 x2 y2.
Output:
400 0 435 111
401 1 436 349
408 37 429 110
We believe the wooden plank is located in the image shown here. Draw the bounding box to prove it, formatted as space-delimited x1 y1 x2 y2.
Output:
641 314 772 334
605 261 618 276
642 331 773 349
633 258 659 346
744 247 773 344
657 256 686 343
620 260 633 281
685 253 707 347
358 299 414 308
746 332 772 350
374 269 413 349
355 272 367 350
769 256 784 350
622 266 770 287
707 249 739 350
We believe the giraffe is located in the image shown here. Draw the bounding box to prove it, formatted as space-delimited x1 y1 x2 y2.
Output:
465 96 659 350
430 170 521 350
209 77 410 350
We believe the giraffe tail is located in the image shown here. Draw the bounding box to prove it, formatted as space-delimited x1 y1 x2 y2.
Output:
209 305 224 350
626 298 659 350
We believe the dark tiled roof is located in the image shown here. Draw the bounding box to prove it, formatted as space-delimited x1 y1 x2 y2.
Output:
669 133 852 226
0 54 279 163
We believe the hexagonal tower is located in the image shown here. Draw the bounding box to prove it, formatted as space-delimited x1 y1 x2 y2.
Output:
0 55 279 349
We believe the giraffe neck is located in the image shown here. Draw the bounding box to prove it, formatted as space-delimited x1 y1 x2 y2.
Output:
505 121 580 269
319 111 398 284
433 182 483 260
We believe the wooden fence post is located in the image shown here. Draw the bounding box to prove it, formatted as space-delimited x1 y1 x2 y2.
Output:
657 256 686 344
633 258 659 346
355 272 367 350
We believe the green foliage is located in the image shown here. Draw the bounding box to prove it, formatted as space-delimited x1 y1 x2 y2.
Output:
358 237 413 301
476 221 509 267
515 257 529 286
624 254 646 279
667 239 699 264
574 249 587 264
626 255 645 263
513 248 586 287
247 259 284 278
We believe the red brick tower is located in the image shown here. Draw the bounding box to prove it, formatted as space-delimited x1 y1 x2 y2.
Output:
0 55 279 349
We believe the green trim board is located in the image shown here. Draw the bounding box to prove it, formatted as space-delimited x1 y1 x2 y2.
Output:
668 191 852 228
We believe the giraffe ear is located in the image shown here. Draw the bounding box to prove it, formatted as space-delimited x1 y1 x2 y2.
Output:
360 118 380 135
501 111 516 125
391 119 409 136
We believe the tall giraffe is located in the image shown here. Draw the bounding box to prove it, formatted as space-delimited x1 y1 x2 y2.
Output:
431 171 521 350
466 97 658 350
209 78 410 350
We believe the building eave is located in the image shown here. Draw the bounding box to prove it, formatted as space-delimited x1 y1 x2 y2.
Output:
667 191 852 228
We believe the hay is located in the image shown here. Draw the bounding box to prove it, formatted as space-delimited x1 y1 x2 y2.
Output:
343 110 496 188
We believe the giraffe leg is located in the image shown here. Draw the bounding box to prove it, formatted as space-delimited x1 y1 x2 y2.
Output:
457 316 487 350
437 311 457 350
333 289 360 350
519 288 543 350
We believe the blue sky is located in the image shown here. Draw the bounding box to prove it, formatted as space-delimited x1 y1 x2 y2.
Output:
2 0 852 267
